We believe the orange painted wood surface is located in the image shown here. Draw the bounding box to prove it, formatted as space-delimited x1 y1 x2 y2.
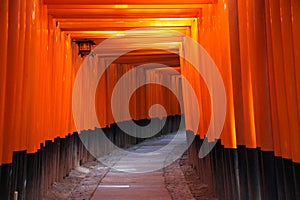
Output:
1 0 300 165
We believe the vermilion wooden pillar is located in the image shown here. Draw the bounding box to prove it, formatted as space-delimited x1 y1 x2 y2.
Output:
2 0 21 164
0 0 9 165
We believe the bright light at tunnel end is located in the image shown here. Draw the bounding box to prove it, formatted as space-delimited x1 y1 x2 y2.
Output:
72 28 227 173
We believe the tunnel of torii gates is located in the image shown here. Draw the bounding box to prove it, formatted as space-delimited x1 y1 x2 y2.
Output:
0 0 300 199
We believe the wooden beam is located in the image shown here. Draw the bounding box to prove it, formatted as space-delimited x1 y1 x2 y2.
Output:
44 0 213 5
48 8 201 19
59 20 194 31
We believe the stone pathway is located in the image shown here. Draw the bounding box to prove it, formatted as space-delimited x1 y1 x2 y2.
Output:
44 132 217 200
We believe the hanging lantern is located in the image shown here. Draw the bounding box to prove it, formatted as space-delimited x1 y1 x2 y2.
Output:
74 39 96 57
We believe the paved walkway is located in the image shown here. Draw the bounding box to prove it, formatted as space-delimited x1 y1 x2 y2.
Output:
91 132 187 200
92 170 171 200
